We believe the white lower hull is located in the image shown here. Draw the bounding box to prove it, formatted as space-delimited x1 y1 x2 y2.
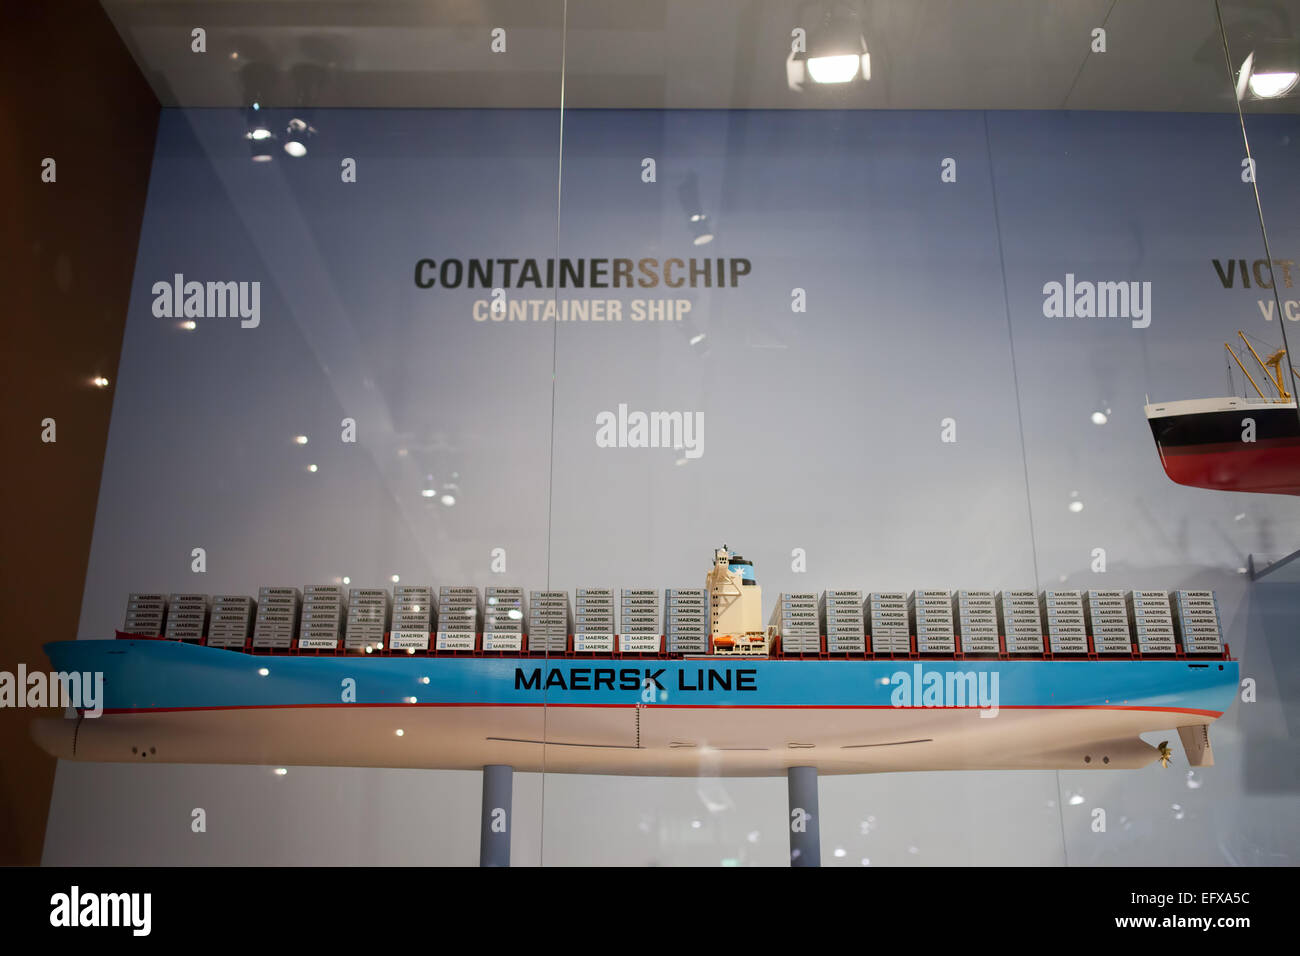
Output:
33 703 1216 775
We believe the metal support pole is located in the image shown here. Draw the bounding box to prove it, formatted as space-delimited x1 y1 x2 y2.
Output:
480 764 513 867
787 765 820 867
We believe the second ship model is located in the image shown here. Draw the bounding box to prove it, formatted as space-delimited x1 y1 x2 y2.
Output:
1146 331 1300 495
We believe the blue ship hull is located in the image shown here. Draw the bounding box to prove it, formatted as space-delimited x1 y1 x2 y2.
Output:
31 639 1238 776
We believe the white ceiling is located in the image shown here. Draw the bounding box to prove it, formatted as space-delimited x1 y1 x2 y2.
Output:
102 0 1300 112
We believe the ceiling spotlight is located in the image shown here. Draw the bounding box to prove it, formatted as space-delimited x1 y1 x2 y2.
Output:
788 1 871 91
808 54 863 84
294 435 308 445
284 117 315 157
91 376 110 388
273 767 287 776
421 488 436 498
307 464 318 473
180 320 197 331
391 574 400 583
1249 68 1299 98
440 494 456 507
1236 40 1300 101
1091 411 1108 425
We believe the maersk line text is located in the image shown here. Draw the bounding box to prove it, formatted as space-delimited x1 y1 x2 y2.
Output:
473 298 690 322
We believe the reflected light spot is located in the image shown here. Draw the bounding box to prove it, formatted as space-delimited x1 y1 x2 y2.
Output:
257 667 269 677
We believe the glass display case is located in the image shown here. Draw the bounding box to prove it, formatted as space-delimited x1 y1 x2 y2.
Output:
6 0 1298 876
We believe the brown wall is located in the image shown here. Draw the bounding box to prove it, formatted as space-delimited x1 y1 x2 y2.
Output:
0 1 159 864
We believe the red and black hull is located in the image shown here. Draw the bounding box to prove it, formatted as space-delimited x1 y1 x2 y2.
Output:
1148 405 1300 496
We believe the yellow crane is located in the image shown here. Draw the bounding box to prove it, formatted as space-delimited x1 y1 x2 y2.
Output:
1224 331 1299 401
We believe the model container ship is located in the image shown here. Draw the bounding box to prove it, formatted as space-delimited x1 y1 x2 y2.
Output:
1146 332 1300 495
32 547 1236 776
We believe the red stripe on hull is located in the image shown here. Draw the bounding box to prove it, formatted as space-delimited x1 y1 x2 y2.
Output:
1156 440 1300 495
98 702 1226 718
